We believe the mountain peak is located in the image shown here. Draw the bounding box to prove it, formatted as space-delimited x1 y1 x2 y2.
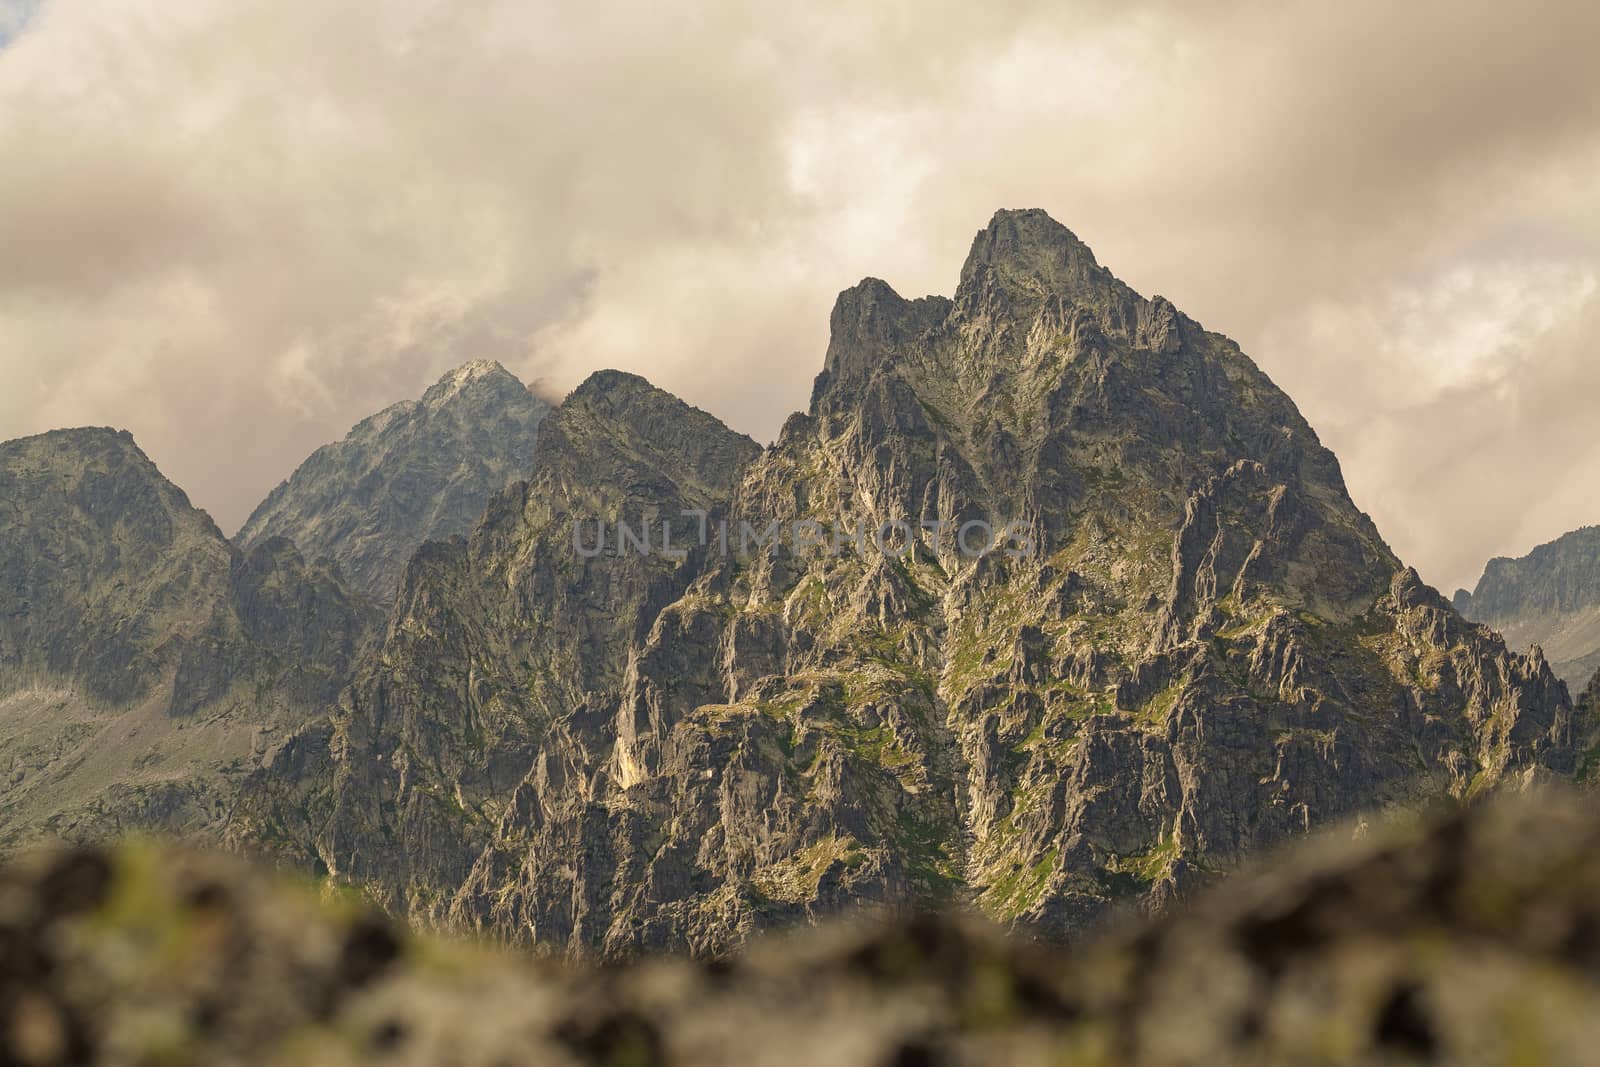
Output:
558 369 761 484
420 359 524 409
977 207 1096 253
237 359 549 600
1 426 208 523
13 425 144 457
566 368 658 404
1 426 228 708
813 278 951 406
957 208 1109 297
440 357 507 383
1456 524 1600 686
813 209 1162 413
230 206 1580 961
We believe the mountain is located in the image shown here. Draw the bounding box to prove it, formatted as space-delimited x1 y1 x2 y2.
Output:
232 210 1582 957
0 428 377 849
18 786 1600 1065
1454 526 1600 689
231 370 764 894
235 360 551 603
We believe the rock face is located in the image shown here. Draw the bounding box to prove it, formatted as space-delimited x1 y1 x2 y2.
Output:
17 786 1600 1066
236 360 551 603
0 428 377 849
231 370 764 920
235 209 1580 957
1454 526 1600 689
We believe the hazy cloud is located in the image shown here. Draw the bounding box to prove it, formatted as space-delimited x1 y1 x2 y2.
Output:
0 0 1595 594
0 2 38 48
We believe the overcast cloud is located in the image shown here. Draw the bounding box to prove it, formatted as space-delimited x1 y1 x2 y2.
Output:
0 0 1596 594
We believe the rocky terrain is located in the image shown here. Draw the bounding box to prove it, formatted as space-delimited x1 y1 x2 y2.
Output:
229 370 765 903
1455 527 1600 690
0 428 377 850
13 785 1600 1065
230 209 1583 958
235 360 550 603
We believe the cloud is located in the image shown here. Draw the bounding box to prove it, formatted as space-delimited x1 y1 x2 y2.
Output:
0 1 39 48
0 0 1596 594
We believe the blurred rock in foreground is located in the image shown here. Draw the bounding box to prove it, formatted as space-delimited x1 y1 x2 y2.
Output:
8 786 1600 1065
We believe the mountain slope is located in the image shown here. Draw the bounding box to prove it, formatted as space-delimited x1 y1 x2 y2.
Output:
0 427 234 707
230 371 762 902
237 210 1579 957
0 428 377 849
236 360 551 602
1454 526 1600 689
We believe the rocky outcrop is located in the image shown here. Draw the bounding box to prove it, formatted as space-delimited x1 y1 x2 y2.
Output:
236 360 551 603
16 785 1600 1065
1455 526 1600 688
0 428 377 849
236 209 1580 958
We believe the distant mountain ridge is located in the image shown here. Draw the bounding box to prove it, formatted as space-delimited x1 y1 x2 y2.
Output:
230 210 1584 958
1454 526 1600 689
0 427 376 848
235 360 550 603
0 358 548 851
0 212 1588 959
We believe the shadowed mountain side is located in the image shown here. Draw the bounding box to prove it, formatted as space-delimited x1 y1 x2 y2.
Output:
0 428 377 849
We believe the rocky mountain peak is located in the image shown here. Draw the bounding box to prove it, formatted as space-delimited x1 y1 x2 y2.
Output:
555 369 762 490
813 279 951 410
232 209 1579 961
809 210 1234 447
1454 525 1600 687
30 424 135 452
0 427 234 704
564 368 669 410
5 425 213 530
813 210 1127 412
1461 526 1600 618
950 209 1191 366
419 358 527 410
236 360 550 602
0 426 377 849
957 207 1106 290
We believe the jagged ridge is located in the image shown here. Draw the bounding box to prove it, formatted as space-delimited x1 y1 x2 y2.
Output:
236 210 1580 957
1455 526 1600 688
235 360 551 603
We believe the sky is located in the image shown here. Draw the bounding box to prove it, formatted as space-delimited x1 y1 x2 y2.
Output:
0 1 37 47
0 0 1596 595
